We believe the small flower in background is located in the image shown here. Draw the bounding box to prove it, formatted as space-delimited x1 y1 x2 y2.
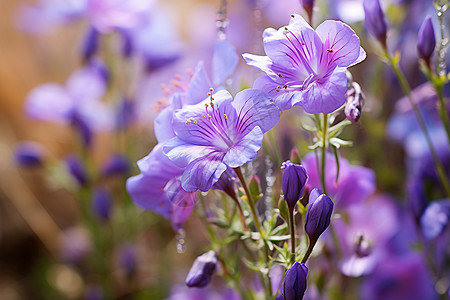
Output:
363 0 388 50
60 227 92 264
118 244 137 279
100 154 130 177
417 16 436 69
185 250 218 288
25 63 113 147
85 284 103 300
280 262 308 300
14 141 45 167
64 154 89 187
304 188 333 244
420 199 450 240
163 88 279 192
243 14 365 113
345 82 364 123
281 160 308 211
91 187 113 221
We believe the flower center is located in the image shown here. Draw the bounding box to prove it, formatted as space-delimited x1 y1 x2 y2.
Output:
354 233 373 258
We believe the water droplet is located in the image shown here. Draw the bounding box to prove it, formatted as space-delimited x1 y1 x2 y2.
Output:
176 229 186 254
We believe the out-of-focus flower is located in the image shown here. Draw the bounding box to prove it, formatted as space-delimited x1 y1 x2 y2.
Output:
64 154 89 186
361 253 437 300
91 187 112 221
167 285 241 300
280 262 308 300
126 144 195 230
417 16 436 68
332 196 398 277
420 199 450 239
302 151 376 209
60 227 91 264
345 81 364 123
81 26 100 61
115 97 136 129
118 244 137 278
185 250 218 288
300 0 314 24
363 0 388 49
163 89 279 192
281 160 308 211
25 64 113 147
100 154 130 177
14 142 45 167
305 188 333 244
243 14 365 113
85 285 103 300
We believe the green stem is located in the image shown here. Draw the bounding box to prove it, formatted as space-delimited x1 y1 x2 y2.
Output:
301 240 315 264
289 207 296 264
386 54 450 198
436 86 450 146
233 167 272 296
321 114 329 194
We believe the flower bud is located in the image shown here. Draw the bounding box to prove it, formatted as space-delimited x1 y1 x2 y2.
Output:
305 188 333 243
345 82 364 123
281 262 308 300
213 168 237 201
417 16 436 69
91 187 112 221
118 244 137 278
289 148 302 165
185 250 218 288
14 141 44 167
81 26 99 62
65 154 89 186
100 154 130 177
300 0 314 24
363 0 388 50
281 161 308 211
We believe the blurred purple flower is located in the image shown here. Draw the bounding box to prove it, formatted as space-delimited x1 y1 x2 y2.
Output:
281 160 308 211
126 144 195 230
118 244 137 278
417 16 436 67
85 285 103 300
14 142 45 167
280 262 308 300
243 14 365 113
420 199 450 239
332 196 398 277
185 250 218 288
60 227 91 264
305 188 333 244
91 187 112 221
65 154 89 186
100 154 130 177
361 253 437 300
167 285 241 300
363 0 388 49
81 26 100 61
25 64 113 146
163 89 279 192
302 151 376 209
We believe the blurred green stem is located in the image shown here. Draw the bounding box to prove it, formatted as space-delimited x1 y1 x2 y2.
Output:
321 114 328 194
288 207 296 265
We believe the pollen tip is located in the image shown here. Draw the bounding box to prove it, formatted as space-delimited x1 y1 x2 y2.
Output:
207 92 211 96
209 88 214 92
224 114 227 120
291 14 294 17
193 120 197 124
185 120 192 125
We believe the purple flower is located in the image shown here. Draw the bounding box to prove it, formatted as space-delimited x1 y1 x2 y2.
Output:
281 160 308 210
100 154 130 177
118 244 137 278
345 81 364 123
420 199 450 239
185 250 218 288
281 262 308 300
417 16 436 68
65 154 89 186
25 64 113 146
81 26 100 61
14 142 45 167
305 188 333 244
243 14 365 114
363 0 388 49
302 151 376 209
163 88 279 192
126 144 195 230
91 187 112 221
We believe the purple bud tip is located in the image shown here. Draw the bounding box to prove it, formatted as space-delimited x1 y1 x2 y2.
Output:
92 187 113 221
345 82 364 123
64 154 89 186
281 262 308 300
14 142 44 167
81 26 99 62
186 250 218 288
281 160 309 211
417 16 436 67
363 0 388 49
305 188 334 243
119 244 138 278
100 154 130 177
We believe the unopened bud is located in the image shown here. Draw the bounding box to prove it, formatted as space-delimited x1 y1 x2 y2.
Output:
280 262 308 300
281 161 308 211
305 188 333 244
417 16 436 69
363 0 388 50
186 250 217 288
345 82 364 123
